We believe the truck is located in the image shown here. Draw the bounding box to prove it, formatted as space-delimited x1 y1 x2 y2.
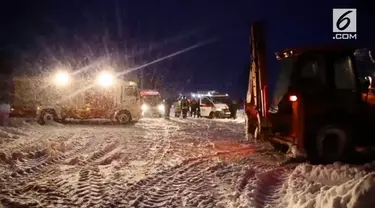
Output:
140 90 165 117
11 71 142 125
245 21 375 163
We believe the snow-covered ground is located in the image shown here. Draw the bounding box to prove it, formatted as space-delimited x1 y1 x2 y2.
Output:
0 114 375 208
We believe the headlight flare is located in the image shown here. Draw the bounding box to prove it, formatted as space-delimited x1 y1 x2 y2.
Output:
54 71 70 86
158 104 165 112
96 72 114 87
141 104 149 111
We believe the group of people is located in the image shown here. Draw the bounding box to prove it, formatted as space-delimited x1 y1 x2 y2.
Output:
166 96 239 119
179 96 200 118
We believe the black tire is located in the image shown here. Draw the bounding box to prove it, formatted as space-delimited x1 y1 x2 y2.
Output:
37 109 56 125
214 111 222 118
116 110 132 124
306 124 353 164
209 112 215 119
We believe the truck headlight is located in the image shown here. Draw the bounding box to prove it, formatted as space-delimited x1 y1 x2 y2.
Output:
158 104 165 112
141 104 149 111
54 71 70 86
96 72 114 87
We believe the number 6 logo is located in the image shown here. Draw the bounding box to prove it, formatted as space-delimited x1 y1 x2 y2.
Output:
336 11 352 31
333 9 356 33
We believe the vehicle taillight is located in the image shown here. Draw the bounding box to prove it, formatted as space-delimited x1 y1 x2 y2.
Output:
289 95 297 102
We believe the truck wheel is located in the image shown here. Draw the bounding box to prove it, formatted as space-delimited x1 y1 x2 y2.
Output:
37 110 56 125
308 125 353 164
214 111 222 118
209 112 215 119
116 110 131 124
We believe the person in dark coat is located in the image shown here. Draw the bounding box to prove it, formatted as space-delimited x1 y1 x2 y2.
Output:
239 98 244 109
164 98 172 119
197 98 201 118
190 99 198 118
229 100 238 119
180 96 189 118
0 95 10 126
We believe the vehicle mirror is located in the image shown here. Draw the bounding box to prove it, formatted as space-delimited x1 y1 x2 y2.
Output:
360 76 371 93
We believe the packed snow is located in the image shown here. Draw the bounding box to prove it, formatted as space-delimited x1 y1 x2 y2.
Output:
0 113 374 208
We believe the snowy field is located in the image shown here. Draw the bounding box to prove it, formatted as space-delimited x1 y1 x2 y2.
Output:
0 111 375 208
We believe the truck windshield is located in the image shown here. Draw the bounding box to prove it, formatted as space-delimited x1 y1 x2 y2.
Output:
210 96 232 104
142 95 162 105
123 87 139 97
269 58 295 113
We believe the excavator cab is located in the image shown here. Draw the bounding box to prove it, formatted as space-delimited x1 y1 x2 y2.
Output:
267 47 375 162
245 22 375 163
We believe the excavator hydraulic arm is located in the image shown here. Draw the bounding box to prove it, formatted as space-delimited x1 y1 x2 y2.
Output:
245 22 268 138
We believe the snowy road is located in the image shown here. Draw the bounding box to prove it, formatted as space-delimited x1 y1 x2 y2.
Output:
0 115 375 208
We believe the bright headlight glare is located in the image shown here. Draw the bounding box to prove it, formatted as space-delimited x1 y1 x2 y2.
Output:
141 104 149 111
97 72 114 87
158 104 165 111
54 71 70 86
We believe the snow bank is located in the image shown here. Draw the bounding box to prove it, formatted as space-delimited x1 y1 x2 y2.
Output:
273 163 375 208
0 119 32 143
8 117 36 127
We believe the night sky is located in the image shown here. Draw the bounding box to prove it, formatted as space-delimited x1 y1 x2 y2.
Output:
1 0 374 99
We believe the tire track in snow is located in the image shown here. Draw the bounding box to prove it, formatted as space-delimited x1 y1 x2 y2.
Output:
0 132 104 187
0 132 53 164
33 139 120 207
231 161 296 208
14 178 76 207
253 167 292 208
69 167 108 207
0 134 122 207
123 159 215 207
5 132 76 167
112 149 270 208
42 138 121 207
4 134 94 180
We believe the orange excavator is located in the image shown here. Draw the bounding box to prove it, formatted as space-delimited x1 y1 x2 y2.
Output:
245 21 375 163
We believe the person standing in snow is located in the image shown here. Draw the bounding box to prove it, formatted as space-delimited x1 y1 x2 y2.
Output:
180 96 189 118
190 99 198 118
229 100 238 119
163 98 172 119
196 98 201 118
0 95 10 126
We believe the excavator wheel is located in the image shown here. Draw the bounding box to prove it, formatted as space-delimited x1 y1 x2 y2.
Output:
306 124 354 164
